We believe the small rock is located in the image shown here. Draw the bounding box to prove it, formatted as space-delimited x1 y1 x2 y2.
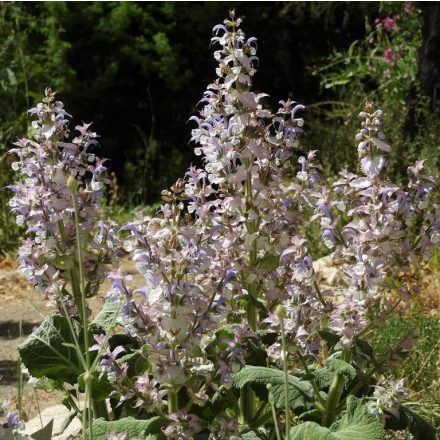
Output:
25 404 82 440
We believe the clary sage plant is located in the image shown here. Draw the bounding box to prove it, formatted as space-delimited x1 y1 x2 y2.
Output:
3 11 438 440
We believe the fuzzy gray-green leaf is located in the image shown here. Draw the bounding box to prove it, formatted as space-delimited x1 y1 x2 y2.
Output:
289 422 333 439
86 416 165 440
233 366 314 410
18 315 82 383
329 396 385 440
313 358 357 390
290 397 384 440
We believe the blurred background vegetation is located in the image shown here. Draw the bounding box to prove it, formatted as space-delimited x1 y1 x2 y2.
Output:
1 1 439 252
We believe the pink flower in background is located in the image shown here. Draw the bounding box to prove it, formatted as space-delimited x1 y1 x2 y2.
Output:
383 48 400 66
404 1 414 13
375 17 395 32
383 17 395 32
384 48 394 64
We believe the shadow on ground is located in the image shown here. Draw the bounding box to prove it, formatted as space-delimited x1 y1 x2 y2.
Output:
0 360 19 384
0 321 40 339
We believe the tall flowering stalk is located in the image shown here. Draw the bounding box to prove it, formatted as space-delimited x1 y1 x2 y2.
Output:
310 104 439 427
104 10 325 435
188 11 323 355
313 103 438 348
7 88 120 437
8 88 119 315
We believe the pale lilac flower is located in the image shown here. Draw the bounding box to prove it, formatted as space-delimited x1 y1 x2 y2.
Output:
162 411 202 439
208 416 239 439
329 295 367 348
368 378 409 423
133 373 167 409
6 410 24 431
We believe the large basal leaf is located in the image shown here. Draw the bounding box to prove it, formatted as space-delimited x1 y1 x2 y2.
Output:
329 396 385 439
289 421 333 439
290 396 385 440
233 366 314 411
86 416 165 440
385 405 437 440
18 315 83 383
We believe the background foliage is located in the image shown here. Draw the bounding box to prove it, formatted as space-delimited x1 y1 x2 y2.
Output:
0 1 438 237
1 2 383 203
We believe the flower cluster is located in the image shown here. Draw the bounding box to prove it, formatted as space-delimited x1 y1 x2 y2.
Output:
384 48 400 65
329 295 367 348
0 401 30 440
368 378 410 423
187 10 323 359
311 103 439 346
162 411 202 439
99 11 325 436
7 88 120 312
8 11 439 440
375 17 396 33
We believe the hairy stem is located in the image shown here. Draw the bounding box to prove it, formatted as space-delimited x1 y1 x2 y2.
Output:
168 387 178 414
70 182 107 436
322 350 352 427
267 385 282 440
240 165 259 425
280 315 291 437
